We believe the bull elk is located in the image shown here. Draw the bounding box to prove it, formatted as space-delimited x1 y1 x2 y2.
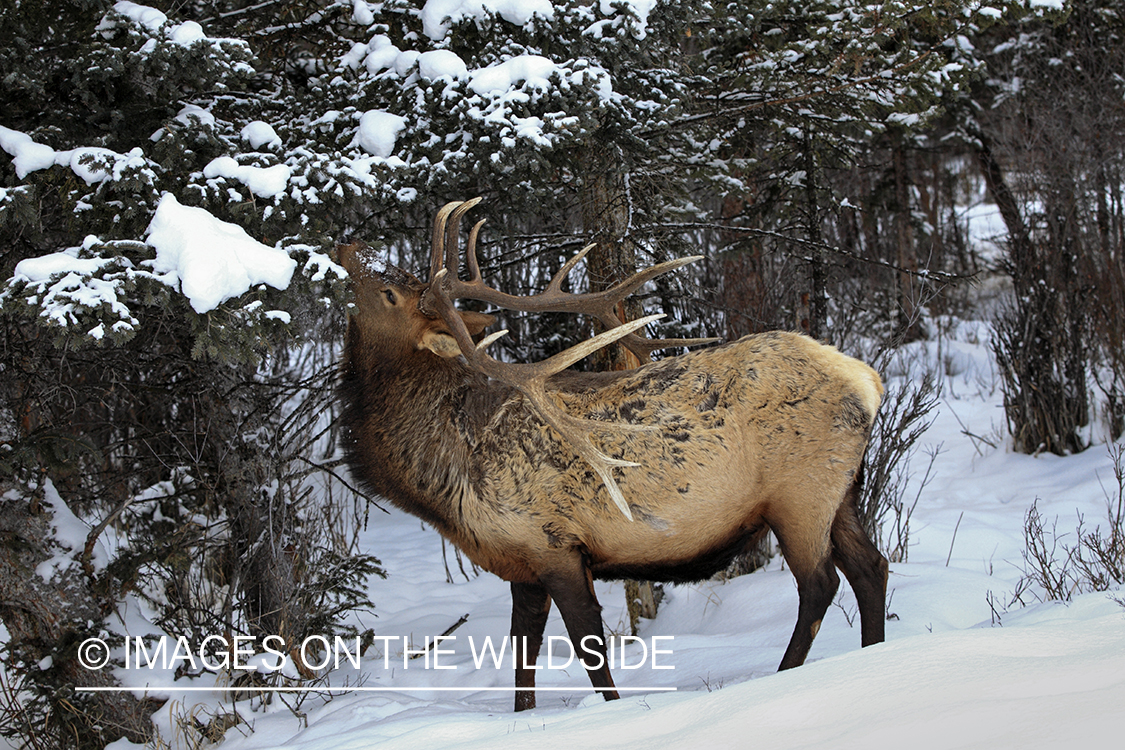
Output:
338 199 888 711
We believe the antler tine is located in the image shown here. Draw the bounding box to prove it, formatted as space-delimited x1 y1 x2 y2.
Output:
505 314 665 380
429 268 657 520
603 255 705 300
580 253 714 360
431 267 663 385
545 243 595 294
620 333 723 359
466 218 487 282
444 198 483 280
430 201 462 282
428 204 717 356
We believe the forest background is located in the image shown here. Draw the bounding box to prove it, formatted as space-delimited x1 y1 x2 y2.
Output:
2 1 1124 747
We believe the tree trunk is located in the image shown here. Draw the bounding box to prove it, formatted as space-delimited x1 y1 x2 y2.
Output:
974 124 1087 454
719 193 769 338
580 147 645 370
802 131 827 340
578 143 659 633
973 127 1033 282
893 139 923 342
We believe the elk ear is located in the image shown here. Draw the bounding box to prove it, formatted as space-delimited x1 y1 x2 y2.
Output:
460 310 496 336
419 311 496 358
419 330 463 358
336 242 365 275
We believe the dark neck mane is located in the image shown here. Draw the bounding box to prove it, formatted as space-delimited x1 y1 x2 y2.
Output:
338 332 488 535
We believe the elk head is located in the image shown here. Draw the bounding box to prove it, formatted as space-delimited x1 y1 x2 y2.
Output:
336 243 495 363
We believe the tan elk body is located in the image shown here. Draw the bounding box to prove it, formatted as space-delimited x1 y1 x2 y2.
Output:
339 200 889 711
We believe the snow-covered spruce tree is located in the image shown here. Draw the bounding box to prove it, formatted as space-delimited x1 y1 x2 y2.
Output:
1 3 383 746
307 0 1005 351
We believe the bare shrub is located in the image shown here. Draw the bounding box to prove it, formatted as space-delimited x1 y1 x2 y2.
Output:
993 279 1090 456
1091 261 1125 442
1020 503 1080 602
1073 444 1125 592
1018 444 1125 603
858 369 941 562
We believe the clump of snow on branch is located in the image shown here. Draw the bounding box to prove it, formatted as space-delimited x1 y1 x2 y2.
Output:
468 55 558 95
103 0 167 31
0 125 148 183
99 0 251 59
8 238 142 338
202 157 292 199
420 0 555 41
240 121 283 150
355 111 409 157
145 194 297 314
419 49 470 81
588 0 660 39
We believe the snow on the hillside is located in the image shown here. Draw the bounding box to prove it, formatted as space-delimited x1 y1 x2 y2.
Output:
145 193 297 313
175 595 1124 750
97 322 1125 750
963 201 1008 264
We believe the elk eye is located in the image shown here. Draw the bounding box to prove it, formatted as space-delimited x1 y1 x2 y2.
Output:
383 289 397 305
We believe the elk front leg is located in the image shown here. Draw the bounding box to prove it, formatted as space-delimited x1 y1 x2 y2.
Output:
511 581 551 711
541 554 620 703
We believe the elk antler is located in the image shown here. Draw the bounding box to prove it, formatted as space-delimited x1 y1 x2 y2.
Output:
420 199 718 520
421 199 718 359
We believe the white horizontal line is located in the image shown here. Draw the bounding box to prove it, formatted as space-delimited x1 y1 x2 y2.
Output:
76 686 676 693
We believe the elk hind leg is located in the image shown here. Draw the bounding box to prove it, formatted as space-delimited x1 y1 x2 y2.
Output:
511 581 551 711
830 486 889 647
540 554 619 703
772 517 840 671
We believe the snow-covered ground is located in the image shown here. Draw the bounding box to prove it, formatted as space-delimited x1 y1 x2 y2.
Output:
103 320 1124 750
